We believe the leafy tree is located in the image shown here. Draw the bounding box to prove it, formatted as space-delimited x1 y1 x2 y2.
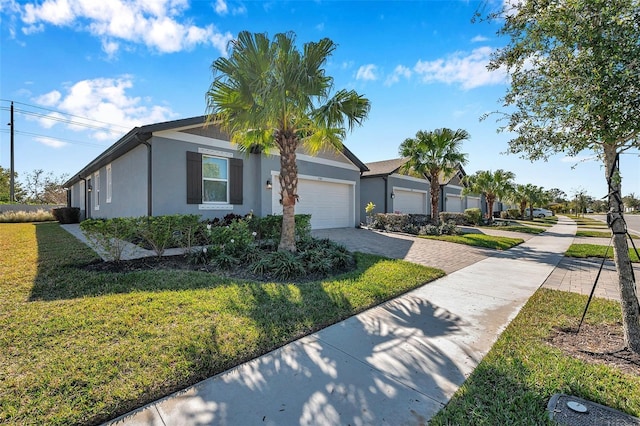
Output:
206 31 370 252
547 188 568 205
487 0 640 351
398 128 469 224
624 193 640 211
462 169 515 222
0 166 25 202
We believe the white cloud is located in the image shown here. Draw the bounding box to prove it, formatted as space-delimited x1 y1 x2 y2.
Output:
32 76 177 141
34 90 62 106
214 0 228 15
16 0 233 56
34 136 67 148
471 35 489 43
384 65 412 86
356 64 378 81
413 46 507 89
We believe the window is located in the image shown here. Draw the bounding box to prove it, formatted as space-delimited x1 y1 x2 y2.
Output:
186 151 242 205
202 156 228 203
106 164 112 203
94 171 100 210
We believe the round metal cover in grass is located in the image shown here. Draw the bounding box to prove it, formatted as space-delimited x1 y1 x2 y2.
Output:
548 393 640 425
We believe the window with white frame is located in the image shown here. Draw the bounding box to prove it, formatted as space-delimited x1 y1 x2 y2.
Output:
94 171 100 210
202 156 228 203
106 164 112 203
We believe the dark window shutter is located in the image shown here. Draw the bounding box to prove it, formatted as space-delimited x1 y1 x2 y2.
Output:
186 151 202 204
229 158 243 205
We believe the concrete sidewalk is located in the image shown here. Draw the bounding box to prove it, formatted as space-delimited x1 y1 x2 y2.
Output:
105 217 576 426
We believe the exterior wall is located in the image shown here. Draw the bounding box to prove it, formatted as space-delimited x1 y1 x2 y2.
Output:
150 135 262 219
440 185 463 212
360 176 387 220
95 145 148 219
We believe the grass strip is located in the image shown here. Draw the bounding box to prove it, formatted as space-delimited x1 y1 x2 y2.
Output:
565 243 640 262
420 233 524 250
514 220 553 227
491 226 546 235
0 222 445 425
431 289 640 424
576 230 639 239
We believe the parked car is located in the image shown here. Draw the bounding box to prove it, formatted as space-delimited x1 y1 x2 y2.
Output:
531 208 554 218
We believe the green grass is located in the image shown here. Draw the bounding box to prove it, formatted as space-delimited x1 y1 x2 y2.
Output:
491 225 546 235
420 233 524 250
431 289 640 424
0 222 445 425
576 230 639 239
514 220 554 227
565 243 640 262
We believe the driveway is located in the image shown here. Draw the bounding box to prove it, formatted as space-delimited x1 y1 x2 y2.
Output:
312 228 498 274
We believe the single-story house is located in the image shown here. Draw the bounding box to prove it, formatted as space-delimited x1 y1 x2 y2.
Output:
360 158 432 219
439 165 483 214
359 158 485 221
64 116 368 229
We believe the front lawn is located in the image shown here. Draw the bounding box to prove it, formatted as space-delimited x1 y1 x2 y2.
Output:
431 289 640 424
565 243 640 262
420 233 524 250
0 222 444 425
576 230 639 239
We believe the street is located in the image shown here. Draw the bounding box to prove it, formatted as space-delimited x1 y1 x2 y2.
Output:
591 214 640 236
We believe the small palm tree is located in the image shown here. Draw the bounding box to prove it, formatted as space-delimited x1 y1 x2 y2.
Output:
525 185 548 219
506 184 530 219
206 31 370 252
399 128 469 224
463 169 515 222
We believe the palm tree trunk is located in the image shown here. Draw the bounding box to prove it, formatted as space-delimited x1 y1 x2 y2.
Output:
604 145 640 353
278 137 298 252
487 195 495 223
430 172 440 224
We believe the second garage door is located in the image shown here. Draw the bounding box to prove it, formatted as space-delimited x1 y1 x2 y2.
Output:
393 189 427 214
272 176 354 229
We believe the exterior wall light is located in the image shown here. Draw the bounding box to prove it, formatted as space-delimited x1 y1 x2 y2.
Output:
266 180 272 190
391 192 395 199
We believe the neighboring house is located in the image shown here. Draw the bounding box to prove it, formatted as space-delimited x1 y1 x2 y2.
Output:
360 158 432 219
439 165 483 214
64 116 368 229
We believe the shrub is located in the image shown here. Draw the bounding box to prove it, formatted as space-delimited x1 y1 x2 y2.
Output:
371 213 431 234
204 219 256 257
251 251 306 279
80 217 137 261
136 215 188 257
464 208 482 225
503 209 521 219
418 220 462 236
439 212 467 225
52 207 81 224
248 214 312 242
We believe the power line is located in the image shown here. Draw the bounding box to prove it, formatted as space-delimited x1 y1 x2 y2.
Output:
0 107 122 132
0 129 104 148
0 99 130 130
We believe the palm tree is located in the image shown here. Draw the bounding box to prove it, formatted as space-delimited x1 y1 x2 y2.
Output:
398 128 469 224
506 184 529 219
525 185 549 219
206 31 371 252
463 169 515 222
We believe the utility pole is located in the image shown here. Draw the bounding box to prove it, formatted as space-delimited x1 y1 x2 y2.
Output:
9 101 15 203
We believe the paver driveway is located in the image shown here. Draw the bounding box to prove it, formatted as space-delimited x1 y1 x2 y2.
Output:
312 227 496 274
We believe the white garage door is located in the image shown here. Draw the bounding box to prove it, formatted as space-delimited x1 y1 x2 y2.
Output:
467 196 481 209
272 176 354 229
393 189 427 214
445 195 463 213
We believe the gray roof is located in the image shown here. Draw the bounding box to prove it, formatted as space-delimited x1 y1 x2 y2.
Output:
361 158 409 177
64 116 368 187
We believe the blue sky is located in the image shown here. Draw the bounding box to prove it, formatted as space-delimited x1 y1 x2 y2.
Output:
1 0 639 199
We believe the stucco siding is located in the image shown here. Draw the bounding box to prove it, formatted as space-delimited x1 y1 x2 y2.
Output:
360 177 386 219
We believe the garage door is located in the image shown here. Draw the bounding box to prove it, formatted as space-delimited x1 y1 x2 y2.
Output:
445 195 463 212
393 189 427 214
272 176 354 229
467 196 481 209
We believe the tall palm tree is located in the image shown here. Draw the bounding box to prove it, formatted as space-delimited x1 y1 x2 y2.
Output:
506 183 530 219
399 128 469 224
525 185 549 219
463 169 515 222
206 31 370 252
